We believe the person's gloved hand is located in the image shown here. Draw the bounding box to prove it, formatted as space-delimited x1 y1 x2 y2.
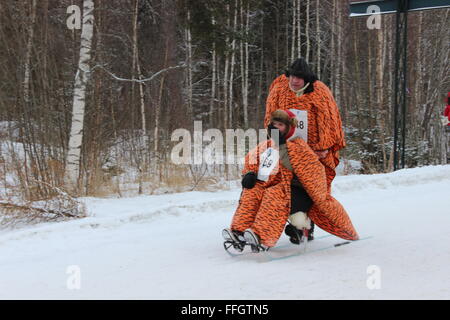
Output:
241 172 257 189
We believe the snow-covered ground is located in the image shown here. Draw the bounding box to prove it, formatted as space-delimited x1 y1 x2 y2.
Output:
0 165 449 299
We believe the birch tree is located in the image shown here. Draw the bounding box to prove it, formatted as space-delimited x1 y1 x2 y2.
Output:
228 0 238 128
223 3 230 129
132 0 147 142
305 0 311 62
376 24 388 171
132 0 147 193
330 0 336 93
185 10 193 118
65 0 95 187
335 0 342 104
21 0 38 195
23 0 37 106
210 17 217 127
240 0 249 128
291 0 297 62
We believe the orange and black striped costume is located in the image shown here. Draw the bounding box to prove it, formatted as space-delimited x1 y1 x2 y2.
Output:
231 138 359 247
265 75 345 191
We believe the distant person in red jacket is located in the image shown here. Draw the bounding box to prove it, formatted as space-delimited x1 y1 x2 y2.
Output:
445 93 450 163
444 92 450 128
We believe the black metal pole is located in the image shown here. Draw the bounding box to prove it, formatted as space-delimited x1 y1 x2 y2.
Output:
393 0 402 171
401 0 408 169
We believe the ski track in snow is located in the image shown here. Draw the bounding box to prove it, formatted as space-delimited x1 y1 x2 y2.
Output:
0 165 449 299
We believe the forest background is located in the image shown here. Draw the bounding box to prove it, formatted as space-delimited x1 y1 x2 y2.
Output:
0 0 448 218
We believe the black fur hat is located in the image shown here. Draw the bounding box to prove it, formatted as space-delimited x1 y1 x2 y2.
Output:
285 58 318 94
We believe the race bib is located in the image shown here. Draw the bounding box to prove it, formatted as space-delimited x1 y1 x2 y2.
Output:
288 109 308 141
257 147 279 182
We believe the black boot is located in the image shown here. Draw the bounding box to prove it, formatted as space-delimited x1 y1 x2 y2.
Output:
243 229 269 253
284 222 314 245
222 228 246 252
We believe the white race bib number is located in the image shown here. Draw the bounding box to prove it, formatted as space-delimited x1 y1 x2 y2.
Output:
289 109 308 141
257 147 279 182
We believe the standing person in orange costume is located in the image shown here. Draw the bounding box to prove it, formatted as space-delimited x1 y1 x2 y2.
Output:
265 58 345 188
265 58 346 240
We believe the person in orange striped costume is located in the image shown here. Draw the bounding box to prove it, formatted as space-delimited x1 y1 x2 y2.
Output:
264 58 346 241
223 109 358 252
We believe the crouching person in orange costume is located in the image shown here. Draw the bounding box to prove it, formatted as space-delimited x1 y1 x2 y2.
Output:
224 110 359 253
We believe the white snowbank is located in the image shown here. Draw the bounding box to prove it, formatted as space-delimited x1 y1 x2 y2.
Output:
333 165 450 194
0 165 449 299
1 165 448 244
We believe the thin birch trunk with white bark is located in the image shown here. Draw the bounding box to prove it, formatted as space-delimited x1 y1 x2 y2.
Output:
210 24 217 127
306 0 311 62
330 0 336 93
335 0 342 104
23 0 37 105
228 1 238 128
65 0 95 187
223 4 230 130
376 27 387 170
285 1 289 66
240 0 249 128
291 0 297 62
186 10 193 118
132 0 147 156
21 0 38 195
154 42 169 154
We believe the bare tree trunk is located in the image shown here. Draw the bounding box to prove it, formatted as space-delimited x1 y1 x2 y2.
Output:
306 0 311 62
330 0 336 93
137 68 146 146
223 4 230 130
240 0 249 128
111 87 122 197
216 56 222 128
387 16 395 172
210 17 217 127
65 0 95 188
274 7 279 73
316 0 321 77
297 0 301 58
291 0 297 62
413 12 423 138
155 41 169 155
186 10 193 118
86 0 104 194
376 26 387 171
335 0 342 104
23 0 37 106
285 1 289 66
352 21 364 147
131 0 146 194
256 14 264 127
228 0 238 128
134 3 147 149
21 0 38 197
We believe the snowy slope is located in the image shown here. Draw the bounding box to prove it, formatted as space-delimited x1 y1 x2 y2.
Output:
0 165 449 299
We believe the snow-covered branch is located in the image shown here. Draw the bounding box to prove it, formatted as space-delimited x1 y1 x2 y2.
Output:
91 63 186 83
